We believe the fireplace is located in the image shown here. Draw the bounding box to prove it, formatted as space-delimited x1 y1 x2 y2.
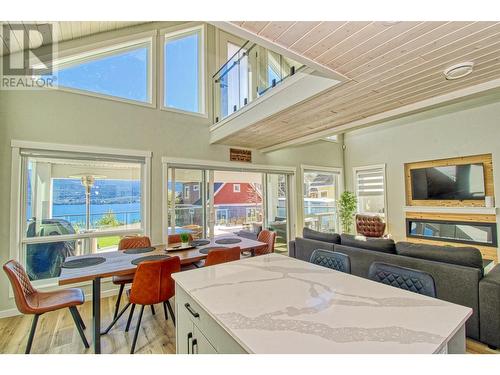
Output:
406 218 498 247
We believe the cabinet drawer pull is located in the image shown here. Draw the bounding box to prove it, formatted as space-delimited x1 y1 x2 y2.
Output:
192 338 198 354
187 332 193 354
184 303 200 318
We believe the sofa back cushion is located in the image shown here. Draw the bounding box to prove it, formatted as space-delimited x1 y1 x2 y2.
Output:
303 228 340 244
334 244 481 340
340 234 396 254
293 237 335 262
396 242 483 272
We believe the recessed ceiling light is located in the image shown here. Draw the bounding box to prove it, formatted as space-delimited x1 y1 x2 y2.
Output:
443 62 474 80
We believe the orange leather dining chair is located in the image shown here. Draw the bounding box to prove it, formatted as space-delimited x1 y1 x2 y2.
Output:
205 246 241 267
126 256 181 353
255 229 277 256
167 233 193 245
3 260 89 353
110 236 153 326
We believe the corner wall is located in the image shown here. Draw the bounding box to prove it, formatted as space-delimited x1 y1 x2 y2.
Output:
343 91 500 257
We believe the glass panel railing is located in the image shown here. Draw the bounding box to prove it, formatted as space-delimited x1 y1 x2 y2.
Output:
212 41 304 123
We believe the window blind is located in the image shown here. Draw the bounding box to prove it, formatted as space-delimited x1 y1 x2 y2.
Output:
356 168 385 197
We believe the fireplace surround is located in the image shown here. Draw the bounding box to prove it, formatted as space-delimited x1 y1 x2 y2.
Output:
406 218 498 247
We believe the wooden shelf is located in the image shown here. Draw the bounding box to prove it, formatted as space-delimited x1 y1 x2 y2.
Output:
403 206 497 215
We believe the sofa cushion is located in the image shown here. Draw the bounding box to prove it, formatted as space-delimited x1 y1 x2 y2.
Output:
396 242 483 271
293 237 335 262
340 234 396 254
303 228 340 244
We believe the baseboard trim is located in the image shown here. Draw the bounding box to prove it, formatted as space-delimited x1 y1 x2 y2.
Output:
0 285 123 319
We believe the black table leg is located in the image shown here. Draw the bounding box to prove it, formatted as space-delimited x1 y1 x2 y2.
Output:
92 277 101 354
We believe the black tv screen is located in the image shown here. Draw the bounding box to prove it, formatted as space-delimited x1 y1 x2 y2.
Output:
411 163 485 200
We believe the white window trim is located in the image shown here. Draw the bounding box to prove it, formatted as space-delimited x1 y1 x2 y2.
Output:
161 157 296 243
300 164 344 233
44 31 157 109
233 184 241 192
353 164 388 223
9 140 152 290
160 23 207 117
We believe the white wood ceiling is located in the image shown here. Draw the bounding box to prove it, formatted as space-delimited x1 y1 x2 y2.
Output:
1 21 144 55
218 21 500 150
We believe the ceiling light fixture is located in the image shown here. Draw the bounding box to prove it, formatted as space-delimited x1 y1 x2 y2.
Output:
443 62 474 80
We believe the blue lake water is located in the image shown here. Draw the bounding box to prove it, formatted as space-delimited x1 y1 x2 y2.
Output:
52 203 141 227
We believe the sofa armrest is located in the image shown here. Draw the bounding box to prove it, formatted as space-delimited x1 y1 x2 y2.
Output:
479 264 500 349
288 240 296 258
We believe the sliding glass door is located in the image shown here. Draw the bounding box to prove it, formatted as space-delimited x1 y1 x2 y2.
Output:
166 163 293 254
302 168 342 233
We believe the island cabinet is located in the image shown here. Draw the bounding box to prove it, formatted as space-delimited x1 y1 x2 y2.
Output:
175 286 247 354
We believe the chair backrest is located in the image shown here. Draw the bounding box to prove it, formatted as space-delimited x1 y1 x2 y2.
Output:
118 236 151 250
129 256 181 305
356 214 386 238
368 262 437 298
205 247 241 267
3 260 38 314
167 233 193 245
256 230 277 256
310 249 351 274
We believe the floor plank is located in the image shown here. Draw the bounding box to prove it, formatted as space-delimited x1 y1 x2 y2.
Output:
0 296 176 354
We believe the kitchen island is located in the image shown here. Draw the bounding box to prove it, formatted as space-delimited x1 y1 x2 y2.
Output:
172 253 472 354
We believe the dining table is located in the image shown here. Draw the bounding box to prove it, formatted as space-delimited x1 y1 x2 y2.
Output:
58 235 267 354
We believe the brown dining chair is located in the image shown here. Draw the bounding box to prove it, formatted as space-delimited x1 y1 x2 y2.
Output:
3 260 89 354
126 256 181 353
254 229 277 256
110 236 152 324
204 246 241 267
167 233 193 245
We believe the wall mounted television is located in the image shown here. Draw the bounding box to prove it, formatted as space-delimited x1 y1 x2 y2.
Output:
410 163 486 200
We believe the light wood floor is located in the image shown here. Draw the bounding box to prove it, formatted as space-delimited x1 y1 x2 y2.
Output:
0 296 176 354
0 295 498 354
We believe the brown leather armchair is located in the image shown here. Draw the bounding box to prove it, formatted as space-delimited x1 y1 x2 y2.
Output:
355 214 386 238
3 260 89 353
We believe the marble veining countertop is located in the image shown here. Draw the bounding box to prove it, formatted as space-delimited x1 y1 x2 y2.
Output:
172 254 472 354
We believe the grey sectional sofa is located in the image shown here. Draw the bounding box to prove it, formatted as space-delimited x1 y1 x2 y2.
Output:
289 228 500 349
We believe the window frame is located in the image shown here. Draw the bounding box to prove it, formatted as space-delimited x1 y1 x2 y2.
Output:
353 164 388 219
10 140 152 289
46 31 157 108
233 184 241 193
300 164 344 234
160 23 207 117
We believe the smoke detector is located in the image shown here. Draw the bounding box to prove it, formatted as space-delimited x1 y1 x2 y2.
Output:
444 62 474 80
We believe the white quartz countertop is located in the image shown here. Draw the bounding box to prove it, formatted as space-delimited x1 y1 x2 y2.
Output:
172 254 472 354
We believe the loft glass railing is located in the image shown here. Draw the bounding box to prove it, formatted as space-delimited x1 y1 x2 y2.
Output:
212 41 304 123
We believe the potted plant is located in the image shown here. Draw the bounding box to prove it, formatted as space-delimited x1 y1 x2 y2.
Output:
180 233 190 247
339 191 357 234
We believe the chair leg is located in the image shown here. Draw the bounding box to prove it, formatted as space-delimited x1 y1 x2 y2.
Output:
113 284 125 320
163 301 168 321
74 307 86 330
165 300 175 326
130 305 145 354
150 304 155 315
69 306 90 349
125 304 136 332
101 302 131 335
26 314 40 354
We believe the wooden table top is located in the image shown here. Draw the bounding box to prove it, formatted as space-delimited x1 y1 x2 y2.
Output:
59 235 266 286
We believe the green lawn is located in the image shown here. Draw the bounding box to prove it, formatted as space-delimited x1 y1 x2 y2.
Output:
97 236 120 249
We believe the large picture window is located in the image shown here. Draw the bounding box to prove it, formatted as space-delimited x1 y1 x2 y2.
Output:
163 26 205 114
51 37 154 105
13 144 150 284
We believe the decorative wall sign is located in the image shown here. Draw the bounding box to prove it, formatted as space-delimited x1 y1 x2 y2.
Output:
230 148 252 163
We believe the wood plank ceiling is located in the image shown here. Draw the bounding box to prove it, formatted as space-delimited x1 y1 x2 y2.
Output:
217 21 500 150
1 21 145 55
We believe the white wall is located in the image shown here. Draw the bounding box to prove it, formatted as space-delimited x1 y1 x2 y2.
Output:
0 23 343 314
344 91 500 253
